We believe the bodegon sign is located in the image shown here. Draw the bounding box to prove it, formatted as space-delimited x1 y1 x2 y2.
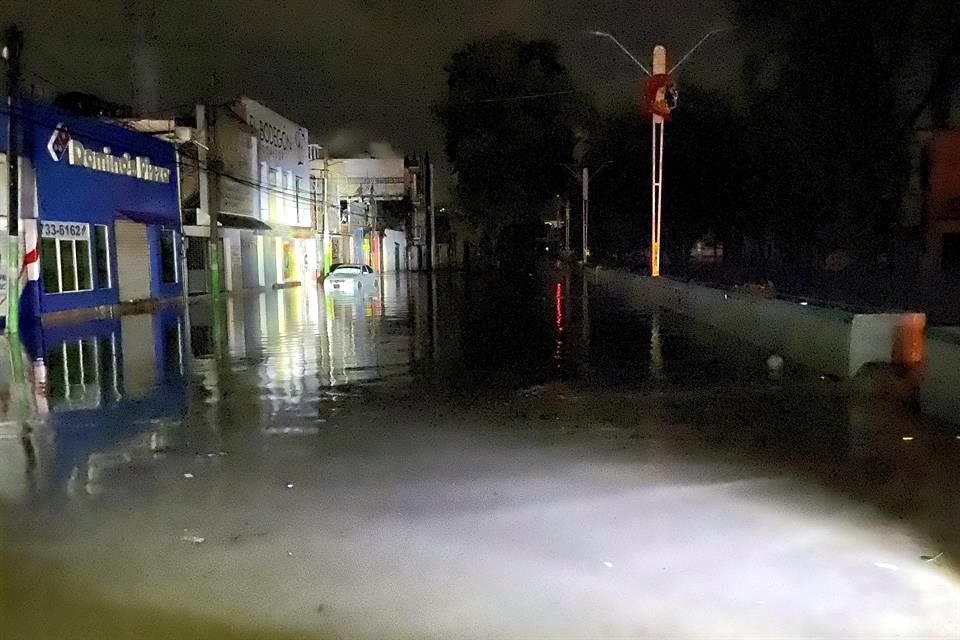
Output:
47 124 171 184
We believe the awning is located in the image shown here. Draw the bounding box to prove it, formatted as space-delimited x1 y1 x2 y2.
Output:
181 209 272 231
117 209 178 227
218 212 272 231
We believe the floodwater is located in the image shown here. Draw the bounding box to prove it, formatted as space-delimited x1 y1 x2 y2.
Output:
2 267 960 639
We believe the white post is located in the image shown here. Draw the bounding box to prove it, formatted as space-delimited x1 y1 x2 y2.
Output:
581 167 589 262
650 45 666 278
429 162 436 270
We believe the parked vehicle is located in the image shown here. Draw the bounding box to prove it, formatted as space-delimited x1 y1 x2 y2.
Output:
322 264 378 295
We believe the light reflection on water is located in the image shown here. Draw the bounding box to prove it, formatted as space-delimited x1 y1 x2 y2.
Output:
0 270 957 544
1 270 960 638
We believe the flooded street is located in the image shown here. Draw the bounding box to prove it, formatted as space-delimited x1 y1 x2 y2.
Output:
2 268 960 639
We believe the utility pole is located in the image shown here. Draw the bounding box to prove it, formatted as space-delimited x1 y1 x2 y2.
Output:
197 103 221 298
3 25 23 336
581 167 589 262
650 45 666 277
321 151 330 275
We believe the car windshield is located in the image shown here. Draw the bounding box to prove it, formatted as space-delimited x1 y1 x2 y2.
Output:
332 266 361 275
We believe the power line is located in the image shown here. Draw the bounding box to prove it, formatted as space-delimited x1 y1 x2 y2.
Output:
447 88 583 105
24 70 63 92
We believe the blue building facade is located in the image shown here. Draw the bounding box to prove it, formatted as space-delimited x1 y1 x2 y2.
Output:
1 101 182 326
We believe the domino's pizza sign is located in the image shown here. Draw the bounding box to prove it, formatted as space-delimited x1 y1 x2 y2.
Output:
47 123 71 161
45 123 171 184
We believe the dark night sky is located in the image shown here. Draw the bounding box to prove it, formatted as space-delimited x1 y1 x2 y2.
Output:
2 0 737 158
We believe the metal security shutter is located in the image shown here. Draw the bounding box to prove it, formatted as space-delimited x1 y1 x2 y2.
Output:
115 220 151 302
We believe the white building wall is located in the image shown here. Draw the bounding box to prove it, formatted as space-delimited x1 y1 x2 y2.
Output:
383 228 407 272
215 98 317 288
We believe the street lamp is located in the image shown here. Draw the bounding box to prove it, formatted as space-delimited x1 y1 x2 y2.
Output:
586 32 652 76
560 160 613 263
588 27 731 277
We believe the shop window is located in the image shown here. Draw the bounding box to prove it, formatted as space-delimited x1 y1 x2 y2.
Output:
94 225 110 288
160 228 178 284
295 176 307 226
186 237 207 270
268 168 280 221
60 241 76 290
284 171 295 224
259 162 269 220
41 238 60 294
41 228 93 294
76 241 92 290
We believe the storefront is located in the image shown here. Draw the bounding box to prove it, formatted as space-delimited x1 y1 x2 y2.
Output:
178 98 317 294
1 101 182 325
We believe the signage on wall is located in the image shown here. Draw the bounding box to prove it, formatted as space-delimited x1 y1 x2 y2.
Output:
41 221 89 240
233 99 308 172
46 124 171 184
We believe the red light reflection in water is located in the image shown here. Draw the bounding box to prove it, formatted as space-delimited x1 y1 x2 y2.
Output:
554 281 564 367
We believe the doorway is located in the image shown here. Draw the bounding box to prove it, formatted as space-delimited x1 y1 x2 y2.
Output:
115 220 151 302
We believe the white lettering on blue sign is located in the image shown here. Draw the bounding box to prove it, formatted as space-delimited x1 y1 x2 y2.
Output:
41 222 89 240
66 140 171 184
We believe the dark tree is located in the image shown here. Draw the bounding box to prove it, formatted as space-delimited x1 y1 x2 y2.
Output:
731 0 960 272
434 34 593 252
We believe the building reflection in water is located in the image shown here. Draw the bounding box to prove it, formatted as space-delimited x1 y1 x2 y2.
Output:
0 308 188 501
0 275 450 501
185 275 437 420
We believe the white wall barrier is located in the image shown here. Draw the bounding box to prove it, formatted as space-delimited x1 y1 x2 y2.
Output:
919 328 960 425
590 268 925 380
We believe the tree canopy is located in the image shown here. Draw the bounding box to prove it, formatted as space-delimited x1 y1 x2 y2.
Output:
731 0 960 266
435 6 960 286
434 34 593 247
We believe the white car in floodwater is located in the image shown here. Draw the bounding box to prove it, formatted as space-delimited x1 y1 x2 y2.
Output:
323 264 378 295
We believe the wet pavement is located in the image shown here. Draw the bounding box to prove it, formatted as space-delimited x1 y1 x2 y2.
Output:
2 266 960 639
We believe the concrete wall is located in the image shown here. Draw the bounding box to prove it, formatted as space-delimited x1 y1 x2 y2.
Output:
919 327 960 424
591 269 925 379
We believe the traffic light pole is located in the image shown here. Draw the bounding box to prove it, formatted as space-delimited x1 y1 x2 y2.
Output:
650 45 666 278
588 28 729 278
